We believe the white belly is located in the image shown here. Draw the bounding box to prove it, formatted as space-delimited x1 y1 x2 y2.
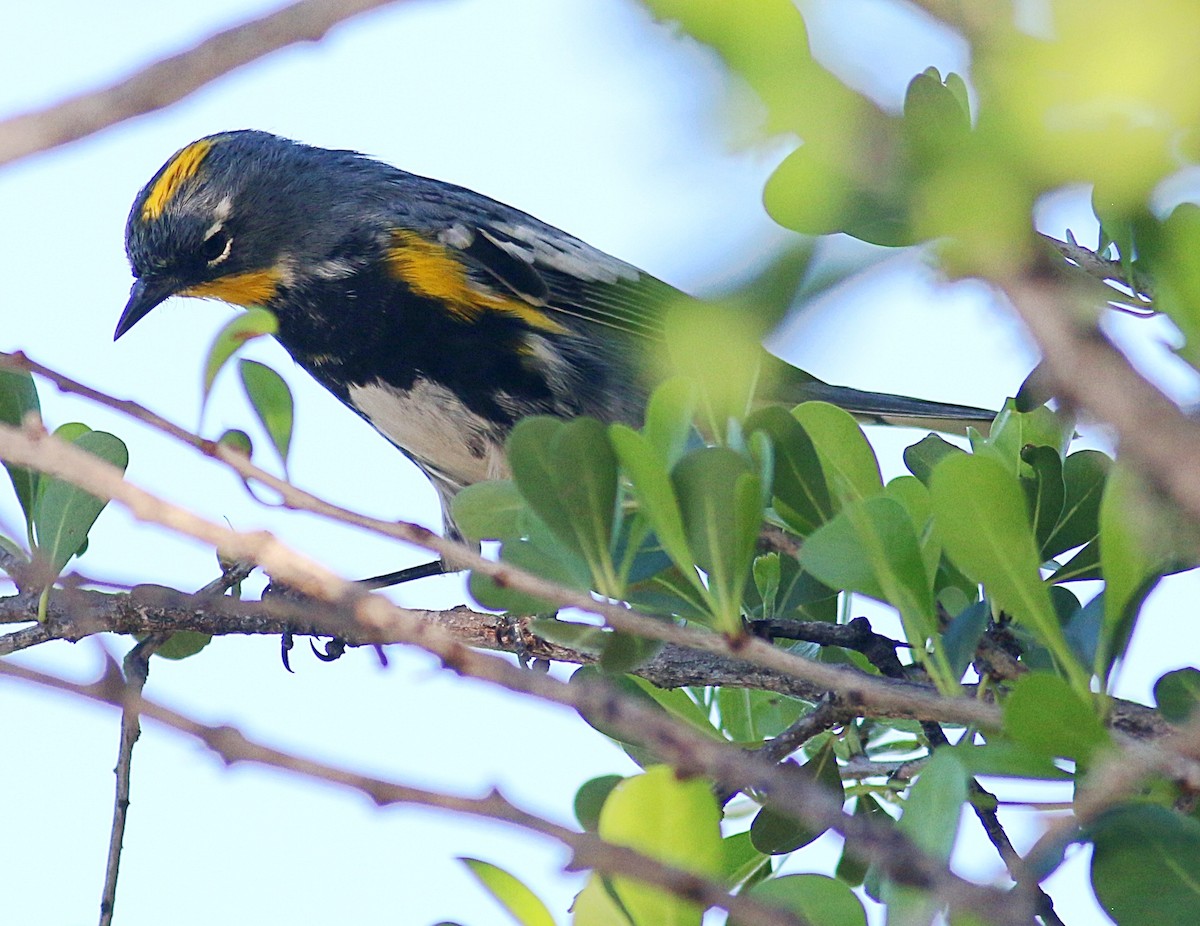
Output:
348 379 510 492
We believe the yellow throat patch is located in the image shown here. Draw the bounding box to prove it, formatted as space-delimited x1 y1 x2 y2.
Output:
141 139 214 222
181 268 281 307
385 230 564 334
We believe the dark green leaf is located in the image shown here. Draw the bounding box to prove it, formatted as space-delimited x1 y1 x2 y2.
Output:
1089 804 1200 926
238 359 293 467
733 874 867 926
750 741 844 854
746 405 832 534
1042 450 1111 558
1154 668 1200 725
467 535 587 614
574 774 625 832
943 599 990 680
1049 538 1102 583
1020 445 1065 555
0 367 41 530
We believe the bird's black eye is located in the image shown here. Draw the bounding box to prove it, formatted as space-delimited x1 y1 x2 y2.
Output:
201 227 232 266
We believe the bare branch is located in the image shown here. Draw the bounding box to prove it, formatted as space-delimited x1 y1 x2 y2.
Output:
0 0 409 168
0 657 814 926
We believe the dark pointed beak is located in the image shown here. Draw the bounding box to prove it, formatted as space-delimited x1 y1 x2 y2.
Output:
114 276 178 340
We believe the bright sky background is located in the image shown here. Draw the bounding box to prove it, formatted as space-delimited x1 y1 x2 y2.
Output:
2 1 1196 924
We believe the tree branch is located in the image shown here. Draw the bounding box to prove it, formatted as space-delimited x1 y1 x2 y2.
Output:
0 420 1028 926
0 655 814 926
0 0 409 167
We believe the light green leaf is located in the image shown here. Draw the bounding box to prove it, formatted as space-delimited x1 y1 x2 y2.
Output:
930 453 1090 698
672 447 762 633
598 765 723 926
1002 671 1110 764
452 480 527 543
791 402 882 507
203 307 278 399
33 429 129 580
460 858 556 926
239 359 293 467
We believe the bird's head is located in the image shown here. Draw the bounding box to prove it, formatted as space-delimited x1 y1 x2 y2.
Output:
115 130 376 339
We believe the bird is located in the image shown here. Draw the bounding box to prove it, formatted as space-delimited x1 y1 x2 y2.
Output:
116 130 992 582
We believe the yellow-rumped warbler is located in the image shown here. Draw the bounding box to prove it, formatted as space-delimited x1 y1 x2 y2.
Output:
116 131 990 565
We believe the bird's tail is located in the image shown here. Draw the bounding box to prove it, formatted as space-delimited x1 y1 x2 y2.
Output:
781 373 995 435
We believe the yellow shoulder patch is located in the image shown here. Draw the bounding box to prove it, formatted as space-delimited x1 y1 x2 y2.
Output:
141 139 214 222
385 230 565 334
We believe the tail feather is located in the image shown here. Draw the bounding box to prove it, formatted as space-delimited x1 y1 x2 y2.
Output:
786 380 995 435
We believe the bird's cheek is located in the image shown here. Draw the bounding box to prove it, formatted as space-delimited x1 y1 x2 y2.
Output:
180 267 283 307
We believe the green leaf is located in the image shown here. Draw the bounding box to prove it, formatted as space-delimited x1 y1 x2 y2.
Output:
1020 445 1065 555
459 858 556 926
203 307 277 399
468 531 589 614
881 751 969 926
1154 668 1200 725
791 403 882 507
1089 804 1200 926
216 428 253 458
33 429 129 580
1099 465 1196 683
951 739 1071 780
452 480 527 542
900 751 968 863
671 447 761 633
750 741 844 855
1041 450 1111 558
1002 672 1110 764
574 775 625 832
973 399 1073 474
930 453 1090 697
0 367 41 532
942 599 990 681
644 377 699 469
722 831 771 890
598 765 723 926
737 875 867 926
515 417 620 593
746 405 832 534
239 359 293 468
800 496 951 689
153 631 211 660
572 875 633 926
611 424 698 595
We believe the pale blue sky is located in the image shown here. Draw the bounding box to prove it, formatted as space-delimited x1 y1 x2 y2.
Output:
1 2 1191 924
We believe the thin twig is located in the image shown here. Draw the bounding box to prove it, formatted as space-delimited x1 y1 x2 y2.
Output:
98 634 166 926
0 0 409 167
0 656 812 926
97 563 249 925
0 421 1029 926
